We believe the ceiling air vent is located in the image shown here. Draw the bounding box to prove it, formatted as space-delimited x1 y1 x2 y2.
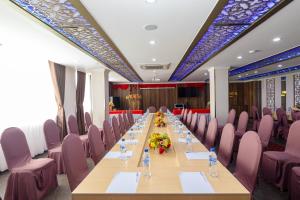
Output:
140 63 171 70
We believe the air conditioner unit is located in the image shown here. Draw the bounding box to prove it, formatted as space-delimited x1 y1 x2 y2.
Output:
140 63 171 70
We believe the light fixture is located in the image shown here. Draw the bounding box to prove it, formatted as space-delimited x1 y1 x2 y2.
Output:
238 75 242 78
149 40 156 45
278 64 283 68
254 70 258 74
249 49 260 54
145 0 156 3
204 72 208 76
237 56 243 59
249 50 255 54
273 37 281 42
152 58 156 62
246 73 249 76
144 24 158 31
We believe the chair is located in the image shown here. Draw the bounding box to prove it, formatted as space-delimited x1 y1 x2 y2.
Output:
189 113 198 132
217 109 236 146
67 115 90 157
204 118 218 150
1 128 57 200
88 125 106 165
279 112 290 140
182 109 188 124
196 114 206 142
218 123 235 167
43 119 65 174
274 108 285 138
234 131 262 195
261 121 300 191
148 106 156 113
112 116 122 141
290 167 300 200
291 110 300 122
235 111 249 139
62 134 89 192
127 110 134 126
118 114 126 136
179 108 185 120
159 106 168 113
123 112 130 131
84 112 93 132
263 107 272 116
257 115 273 151
103 120 116 150
185 110 193 127
252 106 260 131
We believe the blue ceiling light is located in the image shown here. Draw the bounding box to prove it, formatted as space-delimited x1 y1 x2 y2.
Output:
239 65 300 81
230 46 300 76
11 0 142 82
169 0 288 81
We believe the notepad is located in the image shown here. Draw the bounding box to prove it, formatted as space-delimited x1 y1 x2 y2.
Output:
117 139 138 145
106 172 141 193
185 152 210 160
104 151 133 159
178 138 199 143
179 172 214 193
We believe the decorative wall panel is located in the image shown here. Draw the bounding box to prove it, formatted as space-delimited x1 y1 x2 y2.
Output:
11 0 142 82
169 0 290 81
294 74 300 105
266 78 275 111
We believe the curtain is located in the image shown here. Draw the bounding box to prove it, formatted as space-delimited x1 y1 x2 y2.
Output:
76 71 86 135
49 61 67 139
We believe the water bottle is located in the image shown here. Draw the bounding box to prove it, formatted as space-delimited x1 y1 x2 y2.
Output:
208 147 218 177
186 132 193 152
119 138 127 160
129 128 135 140
142 148 151 177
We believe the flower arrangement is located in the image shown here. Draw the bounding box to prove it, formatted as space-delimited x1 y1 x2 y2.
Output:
154 116 166 127
108 101 115 111
125 93 142 100
155 111 164 118
148 133 171 154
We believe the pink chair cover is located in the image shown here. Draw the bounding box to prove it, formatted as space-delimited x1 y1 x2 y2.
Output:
216 109 236 147
88 125 106 164
291 110 300 122
235 111 249 138
112 116 122 141
196 114 206 142
182 109 188 124
43 119 65 174
279 112 290 140
1 127 57 200
127 110 134 126
84 112 93 132
263 107 272 116
186 110 193 127
118 114 126 135
180 109 185 119
252 106 260 131
234 131 262 194
62 134 89 191
290 167 300 200
261 121 300 191
160 106 168 113
189 113 198 132
148 106 156 113
68 115 90 157
123 112 130 131
218 123 235 167
274 108 285 138
257 115 273 150
103 120 116 150
204 118 218 150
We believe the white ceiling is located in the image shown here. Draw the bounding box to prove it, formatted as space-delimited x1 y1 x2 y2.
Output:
80 0 218 82
184 0 300 82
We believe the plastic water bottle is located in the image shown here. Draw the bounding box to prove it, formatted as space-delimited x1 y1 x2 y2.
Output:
129 128 135 140
208 147 218 177
119 138 127 160
186 131 193 152
142 148 151 177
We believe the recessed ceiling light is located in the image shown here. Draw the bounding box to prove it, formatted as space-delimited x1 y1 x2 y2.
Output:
237 56 243 59
204 72 208 76
273 37 281 42
249 49 260 54
152 58 156 62
278 64 283 68
149 40 156 45
246 73 249 76
145 0 156 3
254 70 258 74
144 24 158 31
238 75 242 78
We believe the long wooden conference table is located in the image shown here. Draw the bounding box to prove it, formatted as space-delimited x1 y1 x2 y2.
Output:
72 113 250 200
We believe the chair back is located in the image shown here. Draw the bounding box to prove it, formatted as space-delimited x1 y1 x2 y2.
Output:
204 118 218 150
236 111 248 134
112 116 121 141
189 113 198 132
183 109 189 124
68 115 80 135
103 120 116 150
218 123 235 167
276 108 285 124
227 109 236 124
122 112 130 131
88 125 106 164
1 127 32 170
43 119 61 150
251 106 260 120
160 106 168 113
127 111 134 126
148 106 156 113
118 114 126 135
84 112 93 131
180 109 185 118
196 115 206 141
257 115 273 149
263 107 272 116
234 131 262 193
286 121 300 157
186 110 193 126
62 134 89 191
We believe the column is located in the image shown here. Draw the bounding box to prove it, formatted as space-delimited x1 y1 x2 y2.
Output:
275 77 282 109
91 68 109 128
286 74 294 112
208 67 229 125
261 79 266 111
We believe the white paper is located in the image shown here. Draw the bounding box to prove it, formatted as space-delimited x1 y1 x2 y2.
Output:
117 139 138 145
106 172 141 193
179 172 214 193
178 138 199 143
185 152 210 160
104 151 133 159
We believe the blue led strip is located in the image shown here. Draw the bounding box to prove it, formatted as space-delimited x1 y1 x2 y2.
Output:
169 0 287 81
230 46 300 76
11 0 142 82
239 65 300 81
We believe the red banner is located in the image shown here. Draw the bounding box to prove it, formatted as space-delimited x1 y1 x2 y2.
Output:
111 82 206 90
